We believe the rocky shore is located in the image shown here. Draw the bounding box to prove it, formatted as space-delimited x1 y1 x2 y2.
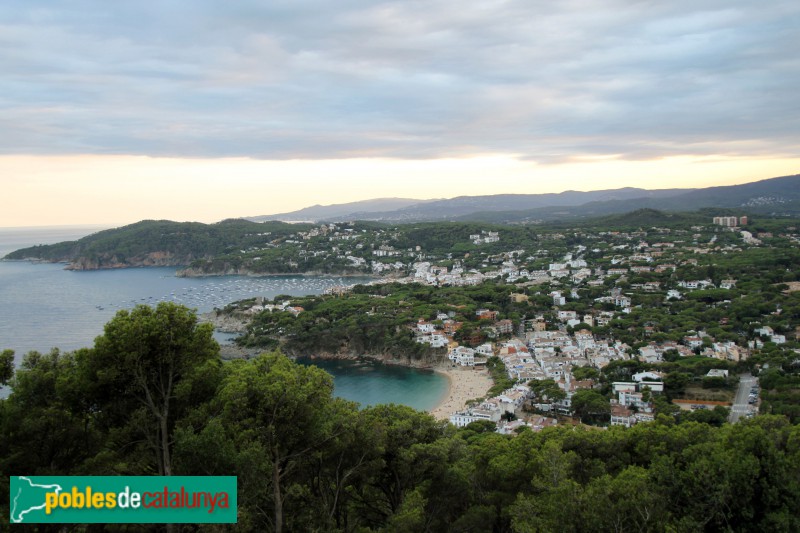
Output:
218 344 264 360
200 310 250 333
64 251 185 270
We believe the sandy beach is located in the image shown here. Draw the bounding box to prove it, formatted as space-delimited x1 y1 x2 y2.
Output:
428 364 495 420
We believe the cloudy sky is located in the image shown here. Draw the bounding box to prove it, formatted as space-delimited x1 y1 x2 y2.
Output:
2 0 799 226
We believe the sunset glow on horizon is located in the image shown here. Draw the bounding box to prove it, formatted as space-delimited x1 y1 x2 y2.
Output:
2 154 798 228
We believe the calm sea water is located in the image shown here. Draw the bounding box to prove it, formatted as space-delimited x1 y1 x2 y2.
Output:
0 226 447 409
297 357 448 411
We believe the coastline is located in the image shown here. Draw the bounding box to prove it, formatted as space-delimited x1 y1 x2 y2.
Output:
0 256 384 280
428 363 495 421
176 267 383 279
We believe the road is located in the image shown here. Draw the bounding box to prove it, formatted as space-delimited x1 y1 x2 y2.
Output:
729 373 758 424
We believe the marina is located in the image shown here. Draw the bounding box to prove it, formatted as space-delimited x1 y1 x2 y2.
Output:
0 260 371 357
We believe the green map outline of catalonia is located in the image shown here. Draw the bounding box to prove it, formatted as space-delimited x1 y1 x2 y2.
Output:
10 476 63 523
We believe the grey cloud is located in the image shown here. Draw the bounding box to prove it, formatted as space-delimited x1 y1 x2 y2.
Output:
0 0 798 162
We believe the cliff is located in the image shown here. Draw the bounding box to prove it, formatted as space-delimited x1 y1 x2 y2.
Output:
65 251 187 270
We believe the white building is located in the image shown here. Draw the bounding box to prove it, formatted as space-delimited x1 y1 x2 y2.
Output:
449 346 477 366
449 404 502 427
557 310 578 322
417 333 449 348
475 343 494 357
416 320 436 334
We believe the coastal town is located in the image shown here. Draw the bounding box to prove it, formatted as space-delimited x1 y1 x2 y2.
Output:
5 210 800 530
213 212 800 431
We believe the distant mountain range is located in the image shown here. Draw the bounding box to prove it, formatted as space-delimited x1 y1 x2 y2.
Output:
248 198 438 223
248 174 800 224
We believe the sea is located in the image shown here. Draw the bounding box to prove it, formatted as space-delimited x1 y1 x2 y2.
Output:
0 226 447 410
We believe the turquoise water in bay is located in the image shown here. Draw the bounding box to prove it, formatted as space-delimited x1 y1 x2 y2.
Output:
0 226 448 408
297 357 448 412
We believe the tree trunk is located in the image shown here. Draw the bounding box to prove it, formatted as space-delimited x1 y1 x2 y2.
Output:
273 461 283 533
160 412 171 476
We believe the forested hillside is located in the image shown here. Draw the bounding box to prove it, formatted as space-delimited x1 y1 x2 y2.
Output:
232 282 527 358
3 219 310 269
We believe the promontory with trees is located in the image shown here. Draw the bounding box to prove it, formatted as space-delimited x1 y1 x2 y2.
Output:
2 205 800 531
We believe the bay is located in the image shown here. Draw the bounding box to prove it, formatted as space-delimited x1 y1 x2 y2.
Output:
0 226 448 409
0 260 372 356
297 357 448 412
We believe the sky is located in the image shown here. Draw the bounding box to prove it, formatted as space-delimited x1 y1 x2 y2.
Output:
1 0 799 227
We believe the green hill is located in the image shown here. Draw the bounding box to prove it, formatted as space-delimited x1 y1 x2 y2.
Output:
3 219 309 269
